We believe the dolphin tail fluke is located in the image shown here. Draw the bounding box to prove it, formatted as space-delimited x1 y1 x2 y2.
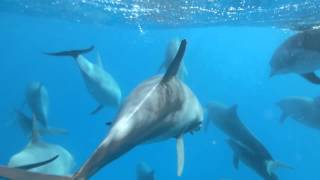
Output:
176 135 185 176
91 104 104 115
266 160 294 175
161 39 187 84
0 166 73 180
45 46 95 59
15 155 59 170
301 72 320 84
40 127 69 136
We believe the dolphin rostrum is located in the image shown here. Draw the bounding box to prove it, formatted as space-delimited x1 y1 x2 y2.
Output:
207 102 292 179
270 29 320 84
136 162 155 180
0 39 203 180
45 46 122 114
277 96 320 129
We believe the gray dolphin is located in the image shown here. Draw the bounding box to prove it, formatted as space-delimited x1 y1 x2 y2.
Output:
206 102 292 178
25 82 67 135
227 139 278 180
45 46 122 114
159 39 188 80
8 111 75 176
270 29 320 84
277 96 320 129
136 162 155 180
26 82 49 127
0 39 203 180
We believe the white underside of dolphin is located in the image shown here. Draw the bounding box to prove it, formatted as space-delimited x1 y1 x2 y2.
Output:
45 47 122 114
8 141 75 176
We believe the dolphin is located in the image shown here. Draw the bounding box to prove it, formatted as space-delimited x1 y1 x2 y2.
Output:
206 102 292 177
136 162 155 180
0 39 203 180
24 82 67 135
207 102 270 158
26 82 49 127
45 46 122 114
270 29 320 84
8 111 75 176
159 39 188 80
277 96 320 129
227 139 278 180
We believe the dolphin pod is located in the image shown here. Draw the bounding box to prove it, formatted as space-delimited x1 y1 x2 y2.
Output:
207 102 292 180
45 46 122 115
270 28 320 84
0 39 204 180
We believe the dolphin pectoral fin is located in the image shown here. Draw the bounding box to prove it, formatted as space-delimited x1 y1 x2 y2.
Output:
301 72 320 84
233 154 240 170
280 112 289 124
176 135 185 176
161 39 187 84
0 166 73 180
15 155 59 170
266 160 294 175
44 46 94 59
91 105 104 115
96 51 104 68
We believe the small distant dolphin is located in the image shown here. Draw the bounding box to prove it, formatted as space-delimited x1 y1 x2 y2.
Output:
207 102 292 178
136 162 155 180
277 96 320 129
227 139 278 180
0 39 203 180
26 82 49 127
159 39 188 80
45 46 122 114
25 82 67 135
8 111 75 176
270 29 320 84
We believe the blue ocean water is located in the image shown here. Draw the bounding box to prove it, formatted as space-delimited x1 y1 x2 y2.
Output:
1 1 320 180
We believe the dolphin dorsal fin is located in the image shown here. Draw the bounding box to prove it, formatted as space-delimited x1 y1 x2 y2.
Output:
161 39 187 84
227 104 238 119
176 135 185 176
96 52 104 68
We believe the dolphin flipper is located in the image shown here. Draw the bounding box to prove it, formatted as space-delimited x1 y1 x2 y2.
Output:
280 112 288 124
176 135 185 176
301 72 320 84
91 105 104 115
233 155 240 170
45 46 94 59
161 39 187 84
15 155 59 170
